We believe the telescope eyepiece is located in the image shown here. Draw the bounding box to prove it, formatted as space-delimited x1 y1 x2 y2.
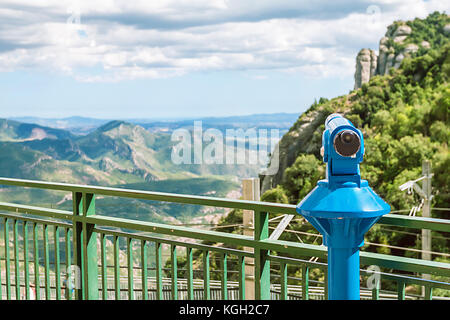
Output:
333 130 361 157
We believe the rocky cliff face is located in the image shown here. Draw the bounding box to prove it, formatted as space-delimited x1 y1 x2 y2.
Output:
354 23 421 89
354 17 450 89
354 48 378 90
260 108 327 193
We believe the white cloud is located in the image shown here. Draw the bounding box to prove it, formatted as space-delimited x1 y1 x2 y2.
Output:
0 0 447 81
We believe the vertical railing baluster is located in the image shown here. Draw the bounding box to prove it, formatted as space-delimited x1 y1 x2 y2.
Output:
113 235 120 300
33 223 40 300
141 240 148 300
397 281 406 300
4 218 11 300
0 220 2 301
100 233 107 300
65 228 72 300
302 265 309 300
170 244 177 300
127 238 134 300
238 255 245 299
155 241 162 300
203 250 210 300
54 226 61 300
372 278 380 300
23 221 30 300
254 210 270 300
43 224 50 299
13 219 20 300
372 286 380 300
323 267 328 300
425 286 433 300
280 262 287 300
186 247 193 300
221 253 228 300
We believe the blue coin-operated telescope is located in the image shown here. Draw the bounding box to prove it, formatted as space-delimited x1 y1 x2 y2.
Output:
296 113 390 300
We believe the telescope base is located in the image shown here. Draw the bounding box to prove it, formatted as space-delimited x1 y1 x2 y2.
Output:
327 246 360 300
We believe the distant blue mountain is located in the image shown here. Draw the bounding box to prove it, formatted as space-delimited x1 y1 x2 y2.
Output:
10 112 301 135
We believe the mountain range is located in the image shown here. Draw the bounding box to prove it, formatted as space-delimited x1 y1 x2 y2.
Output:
2 114 296 184
11 113 300 135
0 113 298 223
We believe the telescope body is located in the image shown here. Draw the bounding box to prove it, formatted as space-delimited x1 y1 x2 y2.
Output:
296 114 390 300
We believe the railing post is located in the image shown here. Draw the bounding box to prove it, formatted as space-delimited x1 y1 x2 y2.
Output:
254 210 270 300
72 192 98 300
242 178 260 300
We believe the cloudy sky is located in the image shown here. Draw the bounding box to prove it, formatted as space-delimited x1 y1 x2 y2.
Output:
0 0 447 119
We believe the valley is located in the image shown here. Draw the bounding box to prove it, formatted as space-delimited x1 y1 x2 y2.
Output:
0 113 299 224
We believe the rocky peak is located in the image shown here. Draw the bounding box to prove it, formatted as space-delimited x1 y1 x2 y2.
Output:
354 48 377 90
391 24 412 43
354 19 435 89
380 23 416 73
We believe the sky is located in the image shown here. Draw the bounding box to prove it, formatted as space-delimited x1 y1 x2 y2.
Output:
0 0 448 119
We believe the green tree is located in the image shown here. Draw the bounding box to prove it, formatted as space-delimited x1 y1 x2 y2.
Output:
282 154 325 203
260 185 289 204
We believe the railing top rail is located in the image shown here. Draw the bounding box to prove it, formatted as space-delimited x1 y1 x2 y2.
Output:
0 177 296 214
379 214 450 233
0 177 449 232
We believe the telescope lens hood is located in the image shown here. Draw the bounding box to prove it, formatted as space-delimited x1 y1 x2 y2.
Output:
334 130 360 157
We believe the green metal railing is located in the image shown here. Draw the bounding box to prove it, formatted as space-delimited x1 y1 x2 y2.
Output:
0 177 449 300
